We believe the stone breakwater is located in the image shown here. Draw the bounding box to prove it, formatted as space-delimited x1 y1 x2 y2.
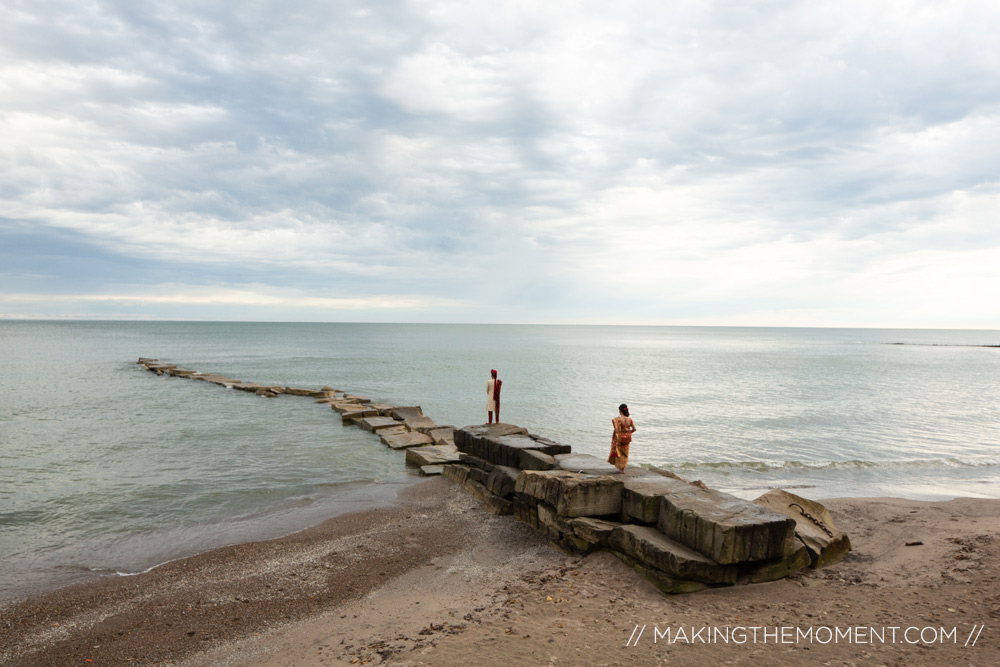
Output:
137 358 851 594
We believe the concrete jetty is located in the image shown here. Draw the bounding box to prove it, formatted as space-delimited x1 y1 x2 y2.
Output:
137 357 851 594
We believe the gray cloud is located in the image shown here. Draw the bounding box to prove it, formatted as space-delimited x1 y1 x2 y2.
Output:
1 0 999 325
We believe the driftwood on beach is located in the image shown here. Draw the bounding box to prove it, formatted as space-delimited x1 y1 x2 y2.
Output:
136 357 850 594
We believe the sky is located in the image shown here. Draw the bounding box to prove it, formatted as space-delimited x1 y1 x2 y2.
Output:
1 1 999 327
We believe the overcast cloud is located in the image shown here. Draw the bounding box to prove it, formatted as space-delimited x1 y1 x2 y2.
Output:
2 0 999 326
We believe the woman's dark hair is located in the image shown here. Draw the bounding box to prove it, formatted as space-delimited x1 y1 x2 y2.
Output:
618 403 629 417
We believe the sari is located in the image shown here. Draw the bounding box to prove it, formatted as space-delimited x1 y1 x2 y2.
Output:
607 415 634 471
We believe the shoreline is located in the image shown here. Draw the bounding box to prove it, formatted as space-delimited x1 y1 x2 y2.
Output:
2 478 997 665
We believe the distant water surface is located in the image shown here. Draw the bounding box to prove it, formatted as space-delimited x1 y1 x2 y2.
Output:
1 322 998 603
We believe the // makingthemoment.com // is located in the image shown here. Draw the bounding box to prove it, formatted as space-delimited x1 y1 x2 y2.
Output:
624 624 986 647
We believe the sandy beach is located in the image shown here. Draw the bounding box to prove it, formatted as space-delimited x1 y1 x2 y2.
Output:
1 477 997 666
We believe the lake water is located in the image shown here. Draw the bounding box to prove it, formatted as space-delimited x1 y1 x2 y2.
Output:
1 321 998 603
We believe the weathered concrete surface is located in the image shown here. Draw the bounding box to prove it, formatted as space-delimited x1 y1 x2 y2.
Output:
359 416 405 433
405 444 461 467
610 525 738 585
340 407 379 423
612 551 711 594
381 431 434 450
743 537 812 583
553 453 618 475
753 489 852 568
485 465 520 499
515 470 624 518
367 402 397 415
536 502 574 539
458 454 495 473
328 401 364 413
621 476 695 524
570 516 620 547
375 425 408 441
419 464 444 476
403 417 437 432
427 427 455 447
455 426 572 468
191 374 239 387
283 387 323 397
657 487 796 565
518 450 556 471
342 394 371 404
388 406 424 421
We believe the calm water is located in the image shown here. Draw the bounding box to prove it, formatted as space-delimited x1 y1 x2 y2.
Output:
1 322 998 603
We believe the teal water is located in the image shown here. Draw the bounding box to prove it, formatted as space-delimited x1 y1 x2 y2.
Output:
1 322 998 603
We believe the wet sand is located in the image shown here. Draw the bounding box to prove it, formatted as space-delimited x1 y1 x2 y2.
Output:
1 478 997 666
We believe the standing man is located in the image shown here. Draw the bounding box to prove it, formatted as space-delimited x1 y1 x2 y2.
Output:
487 369 502 424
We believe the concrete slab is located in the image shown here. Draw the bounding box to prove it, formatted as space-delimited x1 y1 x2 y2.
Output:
405 444 461 467
515 470 624 518
621 476 695 524
554 453 618 475
419 465 444 476
340 407 379 423
610 524 738 585
381 431 434 450
657 486 796 564
359 416 405 432
753 489 852 568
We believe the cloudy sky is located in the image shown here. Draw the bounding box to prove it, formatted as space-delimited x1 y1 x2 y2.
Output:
2 1 998 327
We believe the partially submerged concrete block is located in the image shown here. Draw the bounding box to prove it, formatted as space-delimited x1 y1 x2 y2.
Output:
375 425 408 440
515 470 624 518
359 416 405 432
388 406 424 421
621 477 694 524
419 465 444 476
657 486 795 565
403 417 437 432
405 444 461 467
342 394 371 404
382 431 433 450
610 525 738 585
752 489 852 568
341 407 379 422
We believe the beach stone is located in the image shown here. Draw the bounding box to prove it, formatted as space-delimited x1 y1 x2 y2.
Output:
405 444 461 467
515 470 624 518
570 516 621 547
657 486 796 565
554 453 618 475
359 416 404 432
341 407 379 423
381 431 433 450
419 465 444 476
621 476 695 524
485 465 520 499
752 489 852 568
610 525 738 585
428 427 455 446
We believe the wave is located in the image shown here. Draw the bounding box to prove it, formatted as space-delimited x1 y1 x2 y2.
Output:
658 456 999 473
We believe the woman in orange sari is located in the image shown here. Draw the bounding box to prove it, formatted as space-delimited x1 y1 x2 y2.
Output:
608 403 636 472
